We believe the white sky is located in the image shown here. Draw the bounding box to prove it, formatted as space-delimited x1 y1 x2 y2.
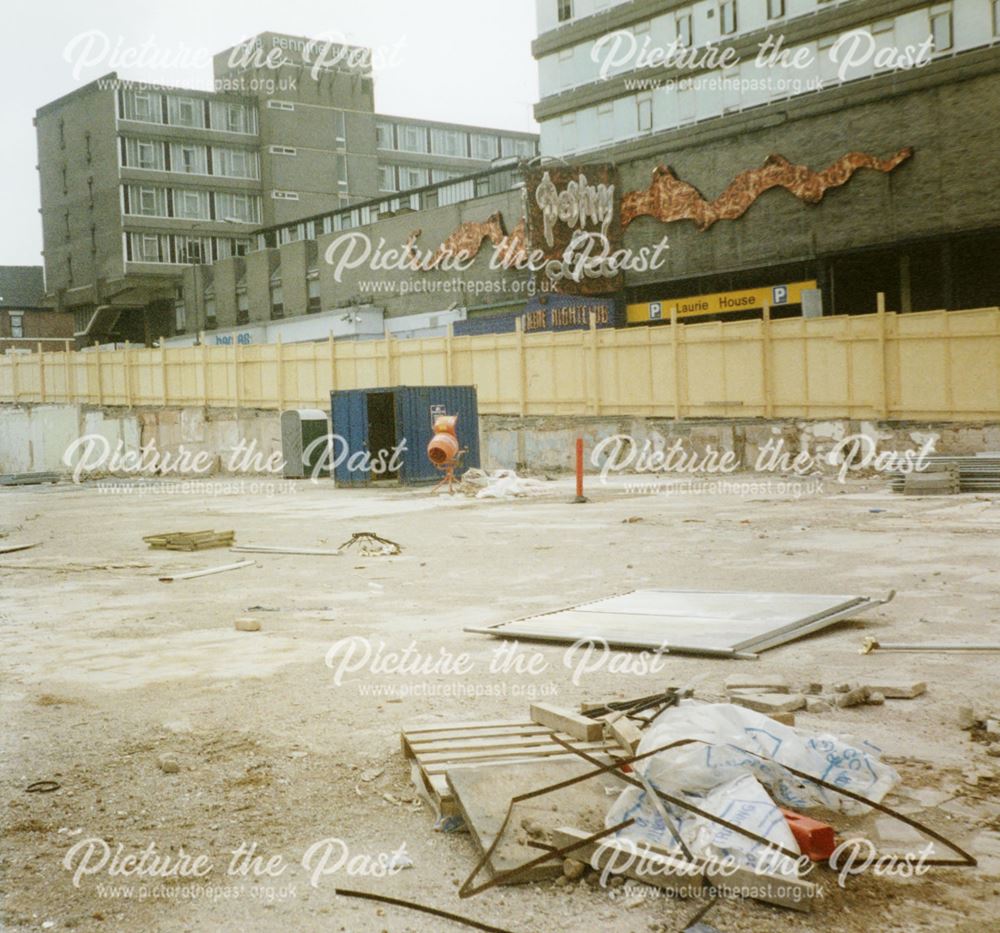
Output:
0 0 540 266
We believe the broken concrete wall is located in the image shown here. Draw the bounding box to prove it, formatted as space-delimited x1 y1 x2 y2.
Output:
2 403 999 478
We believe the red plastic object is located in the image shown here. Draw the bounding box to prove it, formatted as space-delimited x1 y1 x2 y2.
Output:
780 808 836 861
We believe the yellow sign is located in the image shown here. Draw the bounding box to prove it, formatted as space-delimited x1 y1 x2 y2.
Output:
627 281 817 324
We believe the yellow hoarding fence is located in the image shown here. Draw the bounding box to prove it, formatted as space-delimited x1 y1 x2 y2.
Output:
0 304 998 422
627 280 818 323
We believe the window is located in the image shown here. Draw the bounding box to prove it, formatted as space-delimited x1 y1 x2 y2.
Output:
335 155 349 191
126 91 161 123
398 124 428 153
560 113 576 153
267 100 295 111
130 185 167 217
378 164 397 191
174 294 186 333
597 102 614 142
676 12 693 46
174 189 210 220
135 140 162 170
430 128 467 157
375 120 394 149
169 96 203 128
767 0 785 18
307 274 321 313
213 147 256 179
401 167 428 190
132 233 164 263
205 294 217 328
501 137 535 158
10 313 23 339
215 192 260 224
994 0 1000 36
270 281 284 319
268 145 297 156
719 0 737 35
557 0 572 23
174 236 206 264
471 133 497 160
931 12 953 51
170 143 207 174
333 111 347 147
236 289 249 325
636 93 653 132
271 190 299 201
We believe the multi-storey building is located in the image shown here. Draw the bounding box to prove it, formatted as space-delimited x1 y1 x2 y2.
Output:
530 0 1000 316
35 32 538 345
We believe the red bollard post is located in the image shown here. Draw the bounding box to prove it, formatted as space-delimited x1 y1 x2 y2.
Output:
573 437 588 503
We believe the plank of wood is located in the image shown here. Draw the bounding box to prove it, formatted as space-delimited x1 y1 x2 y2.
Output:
0 542 39 555
421 740 610 768
408 732 576 756
447 758 627 884
404 719 537 735
158 560 255 582
603 715 642 755
407 725 554 745
530 703 604 742
230 545 341 556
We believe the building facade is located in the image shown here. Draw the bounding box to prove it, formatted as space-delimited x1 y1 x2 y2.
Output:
35 32 538 346
0 267 74 353
529 0 1000 317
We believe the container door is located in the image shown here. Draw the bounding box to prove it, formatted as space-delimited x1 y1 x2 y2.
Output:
329 390 370 486
396 386 480 484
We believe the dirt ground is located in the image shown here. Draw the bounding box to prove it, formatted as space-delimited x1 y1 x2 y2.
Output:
1 471 999 933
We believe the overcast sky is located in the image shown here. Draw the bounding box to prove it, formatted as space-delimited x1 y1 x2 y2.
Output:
0 0 540 266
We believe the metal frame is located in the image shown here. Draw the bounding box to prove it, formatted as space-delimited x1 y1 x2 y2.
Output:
465 589 895 659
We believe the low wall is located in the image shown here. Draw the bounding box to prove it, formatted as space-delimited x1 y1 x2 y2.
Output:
2 403 999 478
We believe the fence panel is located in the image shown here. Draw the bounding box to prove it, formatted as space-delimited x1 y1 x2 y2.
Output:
1 307 998 421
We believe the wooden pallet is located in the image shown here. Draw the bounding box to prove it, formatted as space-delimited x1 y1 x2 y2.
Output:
143 530 235 551
401 718 624 817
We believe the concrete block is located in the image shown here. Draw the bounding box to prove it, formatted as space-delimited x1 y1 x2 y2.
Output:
862 680 926 699
731 693 805 714
725 673 789 693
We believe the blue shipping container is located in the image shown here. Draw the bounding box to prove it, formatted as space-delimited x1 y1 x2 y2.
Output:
329 385 480 486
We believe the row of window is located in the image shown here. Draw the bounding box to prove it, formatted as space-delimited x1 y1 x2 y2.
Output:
375 121 536 160
544 3 992 155
258 168 523 249
117 89 258 135
119 137 260 180
192 271 323 331
126 232 251 265
122 185 262 224
543 0 988 96
377 164 465 193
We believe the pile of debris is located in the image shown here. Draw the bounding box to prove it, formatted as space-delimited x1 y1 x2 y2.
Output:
398 687 972 923
891 455 1000 494
724 673 926 720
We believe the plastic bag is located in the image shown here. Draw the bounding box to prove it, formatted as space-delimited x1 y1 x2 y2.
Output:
605 701 899 870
